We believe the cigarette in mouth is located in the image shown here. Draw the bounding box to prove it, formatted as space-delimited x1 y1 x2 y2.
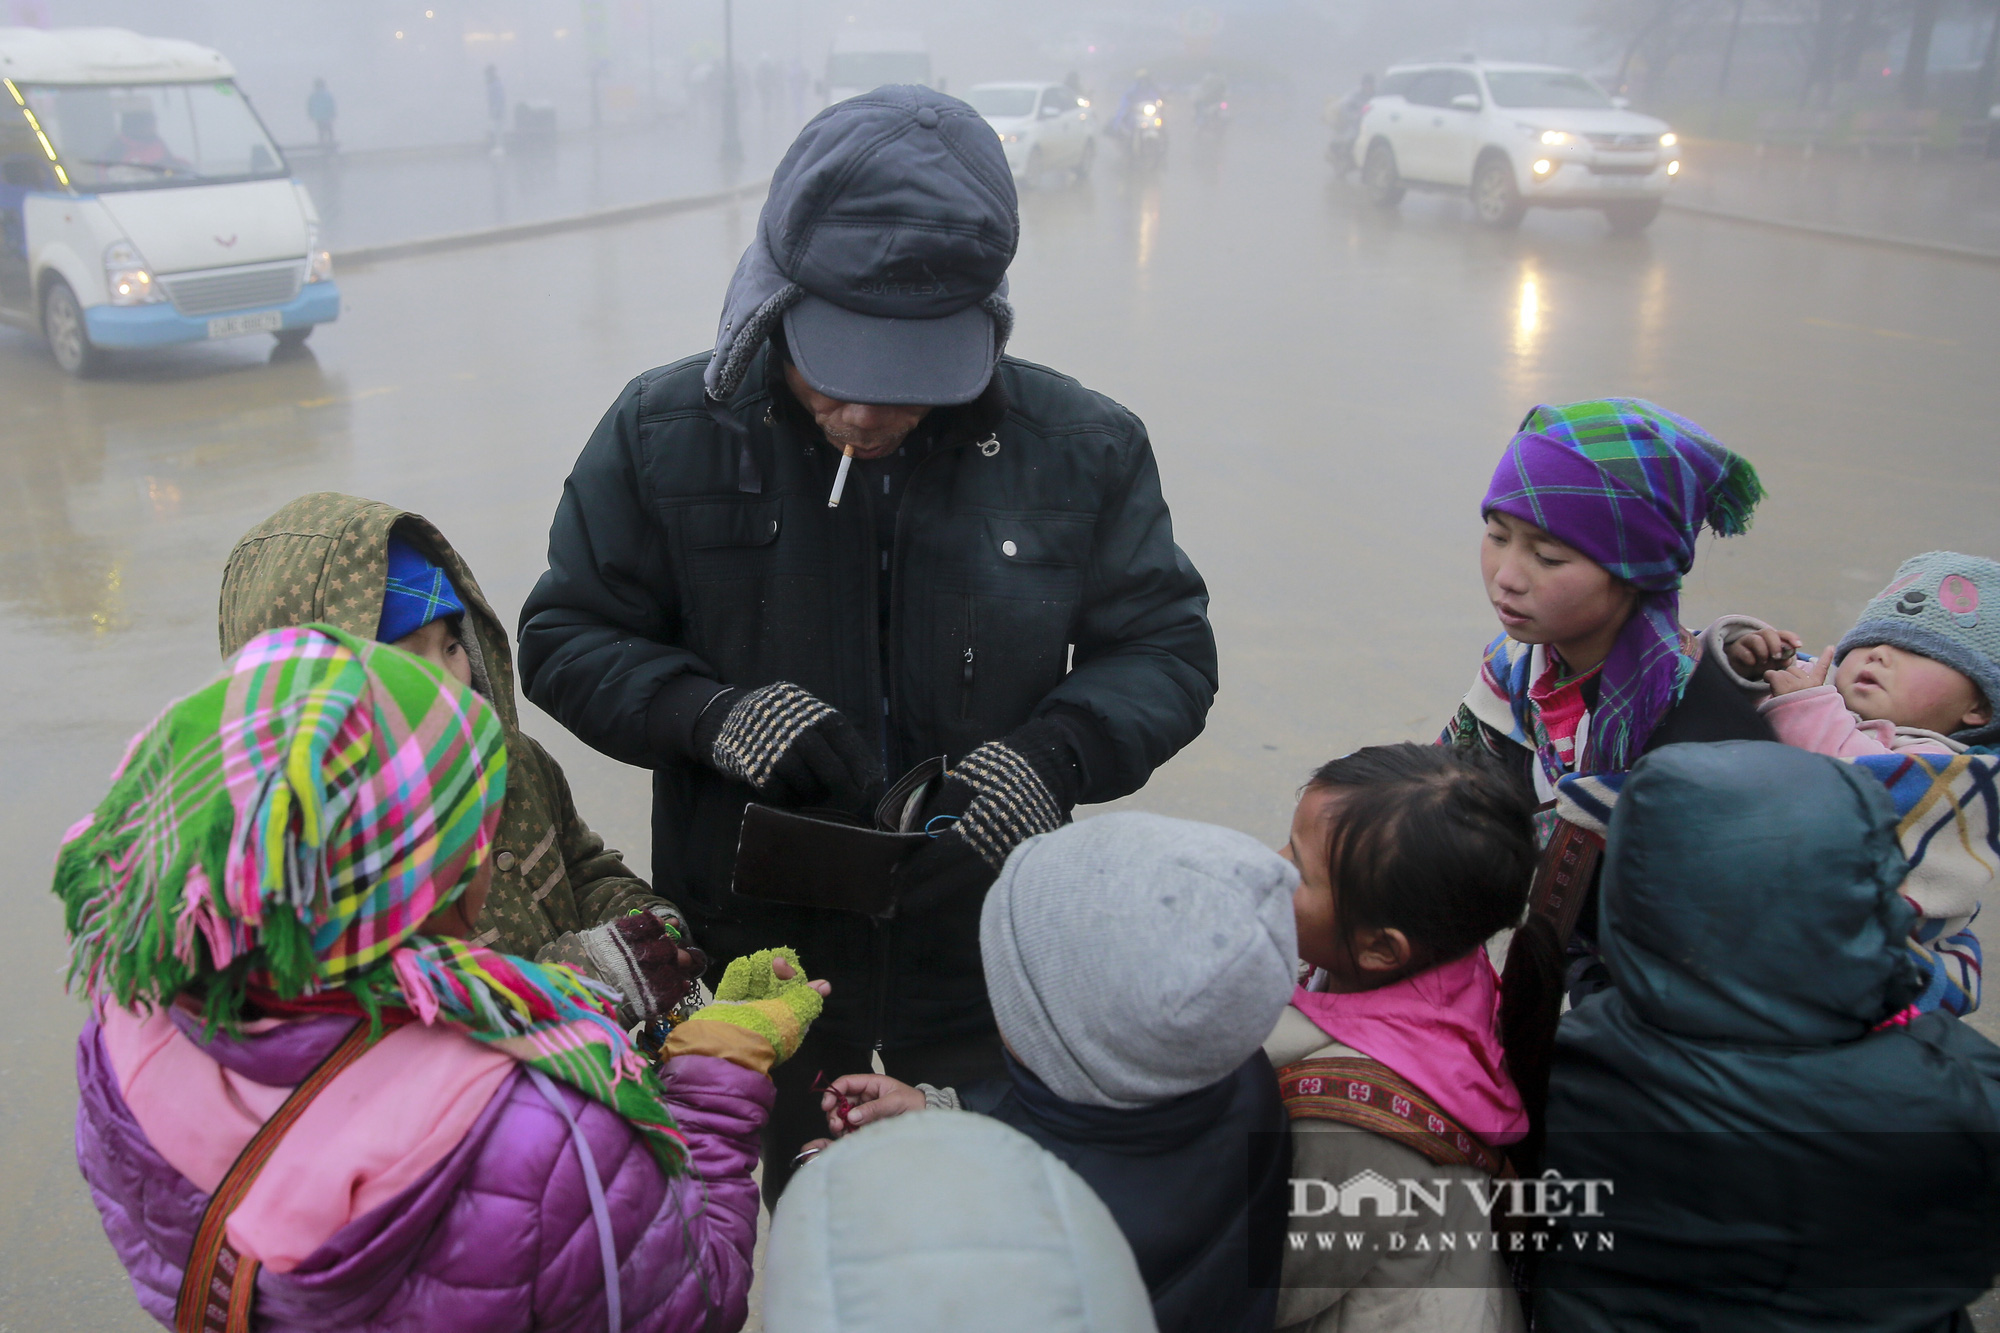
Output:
827 445 855 508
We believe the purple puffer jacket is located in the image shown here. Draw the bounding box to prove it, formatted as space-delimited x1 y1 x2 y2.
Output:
75 1013 770 1332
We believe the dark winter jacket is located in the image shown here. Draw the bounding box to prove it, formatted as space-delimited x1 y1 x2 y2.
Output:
518 346 1217 1048
1538 741 2000 1333
961 1051 1288 1333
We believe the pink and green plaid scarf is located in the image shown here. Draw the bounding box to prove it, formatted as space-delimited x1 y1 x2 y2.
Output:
54 625 687 1175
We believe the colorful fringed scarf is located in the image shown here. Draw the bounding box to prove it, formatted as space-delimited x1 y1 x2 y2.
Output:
53 625 687 1175
1482 398 1764 774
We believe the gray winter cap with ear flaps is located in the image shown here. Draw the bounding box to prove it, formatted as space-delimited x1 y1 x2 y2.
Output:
704 84 1020 408
980 812 1301 1109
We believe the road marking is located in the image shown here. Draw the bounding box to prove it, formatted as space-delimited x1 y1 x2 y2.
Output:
1800 316 1956 346
297 386 399 408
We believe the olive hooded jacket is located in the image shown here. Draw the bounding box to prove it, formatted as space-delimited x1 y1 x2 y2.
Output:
1539 741 2000 1332
219 493 678 969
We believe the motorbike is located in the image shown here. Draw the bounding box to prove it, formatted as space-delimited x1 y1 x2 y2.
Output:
1114 96 1167 167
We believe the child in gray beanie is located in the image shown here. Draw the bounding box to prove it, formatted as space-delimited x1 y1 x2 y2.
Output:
806 811 1299 1333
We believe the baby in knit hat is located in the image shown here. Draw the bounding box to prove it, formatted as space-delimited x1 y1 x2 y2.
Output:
1703 551 1997 1018
1712 551 1999 756
800 812 1299 1333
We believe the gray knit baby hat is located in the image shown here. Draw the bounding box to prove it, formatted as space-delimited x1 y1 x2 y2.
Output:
979 812 1299 1109
1837 551 2000 747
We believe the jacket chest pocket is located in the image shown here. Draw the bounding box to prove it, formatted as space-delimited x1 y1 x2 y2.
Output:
936 514 1093 733
676 498 784 576
668 497 832 684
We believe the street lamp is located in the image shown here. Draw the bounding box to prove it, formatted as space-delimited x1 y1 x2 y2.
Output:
721 0 743 166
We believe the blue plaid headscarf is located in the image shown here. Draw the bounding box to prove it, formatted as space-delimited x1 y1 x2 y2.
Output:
1483 399 1764 773
379 536 465 644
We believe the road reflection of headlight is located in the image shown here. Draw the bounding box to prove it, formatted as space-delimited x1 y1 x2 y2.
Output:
1666 159 1680 175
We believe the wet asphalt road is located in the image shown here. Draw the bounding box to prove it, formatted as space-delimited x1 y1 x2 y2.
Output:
4 123 1999 1326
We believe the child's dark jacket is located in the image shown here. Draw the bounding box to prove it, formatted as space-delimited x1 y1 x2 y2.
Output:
957 1050 1288 1333
1540 741 2000 1332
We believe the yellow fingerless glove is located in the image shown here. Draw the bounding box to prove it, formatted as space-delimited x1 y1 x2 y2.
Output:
664 947 823 1075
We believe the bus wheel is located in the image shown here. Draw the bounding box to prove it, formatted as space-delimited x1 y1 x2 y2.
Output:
43 278 101 377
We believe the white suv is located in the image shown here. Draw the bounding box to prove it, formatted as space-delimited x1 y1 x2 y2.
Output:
1349 62 1680 232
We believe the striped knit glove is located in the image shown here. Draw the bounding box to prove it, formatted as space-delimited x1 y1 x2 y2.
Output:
664 947 824 1075
576 907 708 1027
893 718 1082 915
693 682 880 813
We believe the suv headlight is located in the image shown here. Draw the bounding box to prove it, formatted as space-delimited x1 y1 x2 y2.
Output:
103 240 164 306
1658 131 1678 147
307 248 334 282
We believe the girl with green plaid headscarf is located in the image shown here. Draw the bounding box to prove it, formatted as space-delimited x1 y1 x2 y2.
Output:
65 624 831 1332
56 623 692 1162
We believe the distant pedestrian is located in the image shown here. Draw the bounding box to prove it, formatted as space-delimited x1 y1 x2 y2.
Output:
485 64 506 154
307 76 336 152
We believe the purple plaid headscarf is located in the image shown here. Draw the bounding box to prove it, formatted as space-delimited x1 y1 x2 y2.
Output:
1482 399 1764 774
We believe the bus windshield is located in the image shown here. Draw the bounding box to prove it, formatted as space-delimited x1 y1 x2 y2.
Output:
22 80 287 190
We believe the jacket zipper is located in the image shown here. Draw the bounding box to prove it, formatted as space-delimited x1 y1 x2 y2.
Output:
961 642 976 721
868 919 893 1055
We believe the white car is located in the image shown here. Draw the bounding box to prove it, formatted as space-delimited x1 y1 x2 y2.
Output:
966 82 1095 184
1350 62 1681 232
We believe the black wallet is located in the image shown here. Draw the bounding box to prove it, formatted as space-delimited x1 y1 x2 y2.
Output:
730 756 948 918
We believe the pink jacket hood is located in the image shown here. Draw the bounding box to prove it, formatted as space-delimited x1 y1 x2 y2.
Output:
1291 949 1528 1145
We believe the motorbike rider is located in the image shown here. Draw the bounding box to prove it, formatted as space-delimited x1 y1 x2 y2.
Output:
1327 71 1376 169
1113 70 1164 144
1193 72 1228 133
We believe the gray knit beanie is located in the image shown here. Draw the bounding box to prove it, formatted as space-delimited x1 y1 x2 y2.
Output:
979 812 1299 1110
1837 551 2000 747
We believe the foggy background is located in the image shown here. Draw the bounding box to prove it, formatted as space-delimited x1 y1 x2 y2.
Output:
15 0 2000 156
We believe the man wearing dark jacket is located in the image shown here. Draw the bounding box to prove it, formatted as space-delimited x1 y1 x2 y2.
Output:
517 84 1217 1198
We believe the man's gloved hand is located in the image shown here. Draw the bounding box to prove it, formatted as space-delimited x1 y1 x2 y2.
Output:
894 717 1082 915
664 947 828 1075
578 907 709 1026
693 681 880 813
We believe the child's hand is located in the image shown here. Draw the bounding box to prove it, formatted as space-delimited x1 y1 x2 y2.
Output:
821 1073 926 1136
1728 627 1803 680
1766 646 1834 698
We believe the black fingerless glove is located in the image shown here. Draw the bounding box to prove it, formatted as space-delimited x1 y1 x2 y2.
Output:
692 681 881 813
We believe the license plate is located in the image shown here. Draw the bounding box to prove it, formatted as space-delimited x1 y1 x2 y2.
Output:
207 309 284 339
1600 174 1646 188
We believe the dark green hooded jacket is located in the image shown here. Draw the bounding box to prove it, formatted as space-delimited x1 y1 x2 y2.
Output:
1539 741 2000 1332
